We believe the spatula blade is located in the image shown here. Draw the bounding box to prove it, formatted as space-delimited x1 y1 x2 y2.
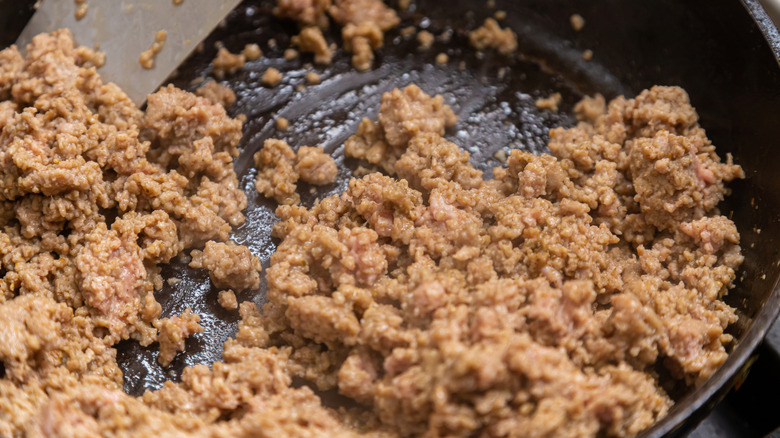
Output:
16 0 241 106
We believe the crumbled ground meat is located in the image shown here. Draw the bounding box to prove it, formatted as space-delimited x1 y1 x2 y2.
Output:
258 84 743 437
0 31 361 437
570 13 586 31
306 71 322 84
329 0 400 30
274 0 332 29
262 67 284 86
154 308 203 366
295 146 339 185
254 139 301 205
293 26 334 65
343 23 384 71
377 84 458 147
0 28 745 438
189 241 262 291
139 30 167 69
212 47 246 79
242 43 263 60
218 289 238 310
469 18 518 55
535 92 562 111
254 139 338 204
417 30 434 49
195 80 237 107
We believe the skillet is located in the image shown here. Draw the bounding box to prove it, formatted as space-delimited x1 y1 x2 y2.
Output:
2 0 779 436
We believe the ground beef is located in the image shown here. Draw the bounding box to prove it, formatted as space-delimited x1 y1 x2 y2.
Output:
254 139 338 204
242 43 263 61
417 30 434 50
218 289 238 310
292 26 334 65
295 146 339 185
154 308 203 366
262 67 284 86
377 84 458 147
195 80 237 108
328 0 400 30
254 139 301 205
343 23 384 71
0 27 745 438
274 0 332 29
212 47 246 79
139 30 167 69
189 241 262 291
256 84 743 437
469 18 518 55
535 92 562 112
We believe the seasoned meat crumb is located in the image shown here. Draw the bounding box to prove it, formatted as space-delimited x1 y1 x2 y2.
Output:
189 241 262 291
217 289 238 310
242 43 263 61
254 139 301 205
262 67 284 86
154 308 203 366
535 92 562 112
75 3 88 20
343 23 384 71
295 146 338 185
329 0 400 31
254 140 338 204
139 30 167 69
212 47 245 79
417 30 434 49
293 27 334 64
570 13 586 31
582 48 594 61
306 71 322 84
274 0 332 29
469 18 518 55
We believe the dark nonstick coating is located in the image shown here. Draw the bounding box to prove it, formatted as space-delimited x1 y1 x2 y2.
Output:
3 0 780 436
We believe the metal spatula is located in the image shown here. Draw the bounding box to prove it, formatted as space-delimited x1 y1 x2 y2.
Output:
16 0 241 106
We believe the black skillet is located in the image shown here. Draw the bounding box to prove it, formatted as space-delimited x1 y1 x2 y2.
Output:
2 0 780 436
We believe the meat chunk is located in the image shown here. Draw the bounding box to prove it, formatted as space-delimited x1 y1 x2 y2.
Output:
294 146 337 185
342 23 384 71
378 84 458 147
154 308 203 366
211 47 245 79
292 27 334 65
274 0 332 29
469 18 518 55
328 0 400 30
254 139 301 205
189 241 263 291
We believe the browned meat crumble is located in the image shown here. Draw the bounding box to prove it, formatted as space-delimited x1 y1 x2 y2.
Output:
292 26 334 65
254 139 338 205
274 0 399 70
212 47 246 79
189 240 263 291
0 26 745 438
469 18 518 55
